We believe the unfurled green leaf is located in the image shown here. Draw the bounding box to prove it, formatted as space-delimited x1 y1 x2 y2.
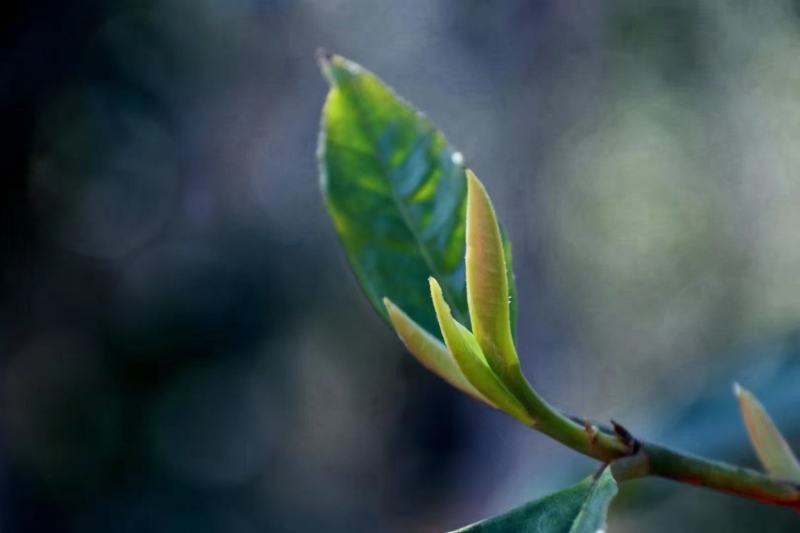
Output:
317 53 516 338
734 382 800 481
452 468 618 533
383 297 492 406
429 277 532 425
465 170 519 373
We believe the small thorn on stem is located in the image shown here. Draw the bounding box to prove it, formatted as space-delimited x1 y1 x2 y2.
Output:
611 419 640 454
583 420 599 444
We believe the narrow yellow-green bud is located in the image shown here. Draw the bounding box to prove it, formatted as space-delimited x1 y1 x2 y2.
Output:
429 277 533 425
465 169 519 373
734 382 800 481
384 297 493 406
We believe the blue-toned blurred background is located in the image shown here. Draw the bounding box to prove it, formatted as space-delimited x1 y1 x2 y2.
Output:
3 1 800 531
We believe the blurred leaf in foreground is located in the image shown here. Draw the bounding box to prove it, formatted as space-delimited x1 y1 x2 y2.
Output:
452 468 617 533
734 382 800 481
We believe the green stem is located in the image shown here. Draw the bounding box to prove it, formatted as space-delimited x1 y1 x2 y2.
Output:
630 441 800 509
503 367 631 462
505 367 800 509
539 408 800 510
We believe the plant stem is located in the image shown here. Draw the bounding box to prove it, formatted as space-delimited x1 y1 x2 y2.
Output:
545 414 800 510
507 363 800 509
506 368 632 462
628 441 800 510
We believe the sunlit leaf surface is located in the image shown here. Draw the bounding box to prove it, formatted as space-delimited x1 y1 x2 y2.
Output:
318 53 516 338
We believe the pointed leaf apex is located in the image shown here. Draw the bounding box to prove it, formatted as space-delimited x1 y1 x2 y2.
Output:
465 167 480 187
428 275 441 295
316 49 336 84
315 47 333 67
317 52 364 87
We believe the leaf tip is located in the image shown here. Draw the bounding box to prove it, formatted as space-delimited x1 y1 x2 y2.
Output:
428 276 442 299
732 381 744 399
428 277 451 338
383 297 402 325
316 48 336 84
466 166 490 197
465 169 486 211
317 52 363 87
315 47 333 66
384 297 414 337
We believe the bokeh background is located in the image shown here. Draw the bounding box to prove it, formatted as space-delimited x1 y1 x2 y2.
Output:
3 0 800 531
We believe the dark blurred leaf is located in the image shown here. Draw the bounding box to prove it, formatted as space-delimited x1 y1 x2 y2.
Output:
317 53 516 338
452 468 617 533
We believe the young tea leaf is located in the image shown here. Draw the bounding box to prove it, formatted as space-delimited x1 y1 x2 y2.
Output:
318 53 517 339
452 468 618 533
429 277 532 425
465 170 519 372
384 297 493 406
734 382 800 481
